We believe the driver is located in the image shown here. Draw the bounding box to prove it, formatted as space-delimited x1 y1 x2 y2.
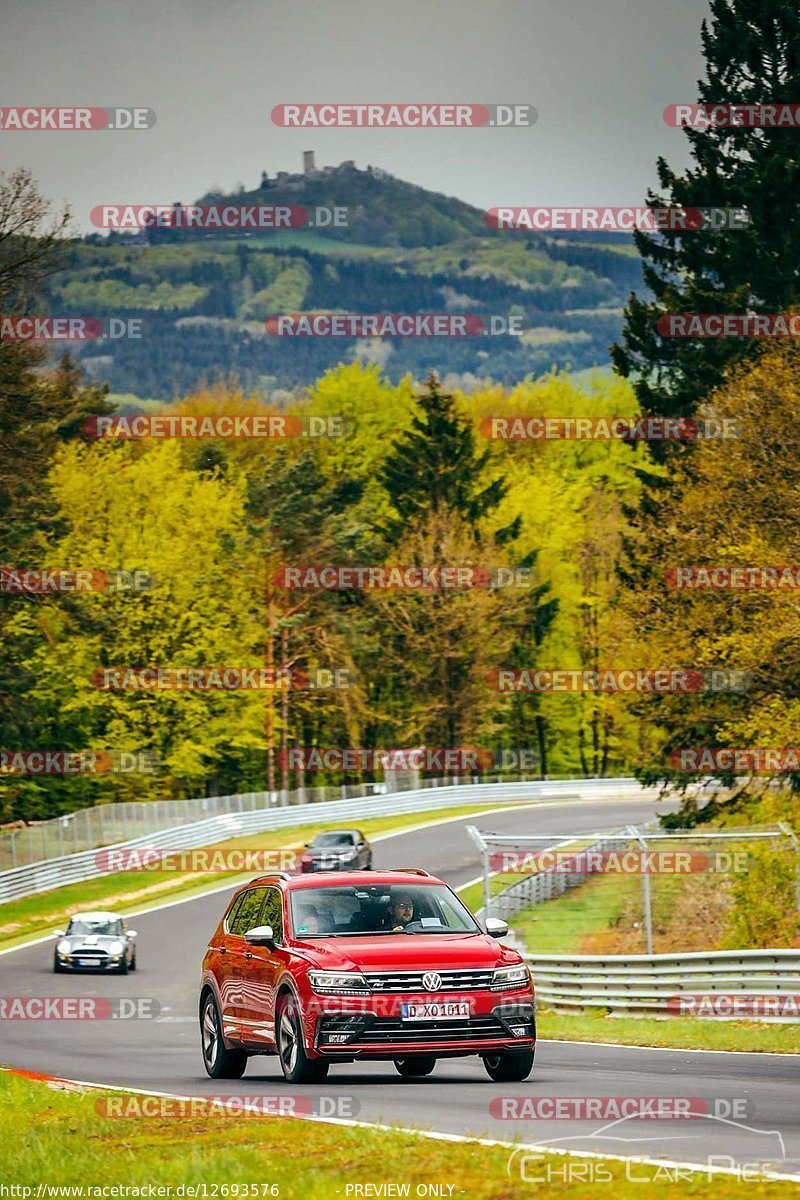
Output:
387 890 415 931
296 905 319 934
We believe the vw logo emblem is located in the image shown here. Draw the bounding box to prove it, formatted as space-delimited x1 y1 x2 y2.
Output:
422 971 442 992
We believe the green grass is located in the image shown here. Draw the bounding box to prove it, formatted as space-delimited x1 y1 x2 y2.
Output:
3 1072 797 1195
511 870 638 953
538 1008 800 1053
0 802 526 951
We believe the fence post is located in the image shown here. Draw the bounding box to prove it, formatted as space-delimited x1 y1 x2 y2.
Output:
777 822 800 915
481 842 491 919
629 825 653 955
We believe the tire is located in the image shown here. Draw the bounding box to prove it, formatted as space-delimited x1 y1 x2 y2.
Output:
482 1049 535 1082
129 952 137 972
53 956 63 974
116 955 129 975
394 1056 436 1078
276 994 329 1084
201 992 247 1079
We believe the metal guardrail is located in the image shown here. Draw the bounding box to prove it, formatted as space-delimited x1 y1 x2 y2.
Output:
524 948 800 1019
0 777 649 904
489 829 637 919
0 779 428 871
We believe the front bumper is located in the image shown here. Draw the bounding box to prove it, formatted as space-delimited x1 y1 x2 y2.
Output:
57 954 121 971
308 991 535 1058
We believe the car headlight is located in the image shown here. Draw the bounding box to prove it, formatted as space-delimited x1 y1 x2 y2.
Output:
307 970 371 995
57 939 70 955
108 941 125 955
491 964 531 990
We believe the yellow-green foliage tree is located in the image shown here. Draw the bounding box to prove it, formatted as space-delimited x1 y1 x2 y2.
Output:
465 370 644 776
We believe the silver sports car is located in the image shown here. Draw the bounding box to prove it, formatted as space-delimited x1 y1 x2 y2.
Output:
53 911 137 974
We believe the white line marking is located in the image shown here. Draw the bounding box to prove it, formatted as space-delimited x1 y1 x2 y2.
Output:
541 1037 800 1058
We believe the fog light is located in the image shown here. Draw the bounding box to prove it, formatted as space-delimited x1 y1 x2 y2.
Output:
319 1016 371 1045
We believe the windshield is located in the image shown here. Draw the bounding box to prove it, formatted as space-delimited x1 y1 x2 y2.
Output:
290 883 480 938
67 918 123 937
311 832 355 847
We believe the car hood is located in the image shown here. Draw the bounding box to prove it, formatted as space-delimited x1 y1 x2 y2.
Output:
62 935 121 949
297 932 516 971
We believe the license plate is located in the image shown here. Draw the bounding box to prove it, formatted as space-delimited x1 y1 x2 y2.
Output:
77 958 98 966
400 1001 470 1021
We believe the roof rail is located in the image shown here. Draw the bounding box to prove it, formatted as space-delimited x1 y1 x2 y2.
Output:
388 867 431 876
252 870 294 881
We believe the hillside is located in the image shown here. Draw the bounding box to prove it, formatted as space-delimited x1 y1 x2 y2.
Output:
46 157 644 399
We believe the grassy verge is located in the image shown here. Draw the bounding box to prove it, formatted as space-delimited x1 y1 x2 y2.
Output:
492 837 758 957
0 802 525 952
537 1007 800 1053
2 1073 797 1196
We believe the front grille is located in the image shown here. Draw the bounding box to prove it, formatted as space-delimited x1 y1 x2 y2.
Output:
353 1015 510 1044
363 969 495 993
70 950 107 958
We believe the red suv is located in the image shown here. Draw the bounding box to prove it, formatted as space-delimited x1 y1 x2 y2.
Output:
200 869 535 1084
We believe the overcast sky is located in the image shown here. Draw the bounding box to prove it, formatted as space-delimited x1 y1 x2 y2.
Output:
0 0 712 233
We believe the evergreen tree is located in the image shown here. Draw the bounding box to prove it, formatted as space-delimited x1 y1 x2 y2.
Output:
612 0 800 446
378 372 519 542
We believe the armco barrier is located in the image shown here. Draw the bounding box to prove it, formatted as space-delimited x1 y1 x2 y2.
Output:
525 948 800 1019
0 777 650 904
489 829 638 919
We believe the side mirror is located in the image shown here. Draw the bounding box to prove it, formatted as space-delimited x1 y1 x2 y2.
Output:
127 930 138 939
244 924 275 947
485 917 509 939
53 930 65 939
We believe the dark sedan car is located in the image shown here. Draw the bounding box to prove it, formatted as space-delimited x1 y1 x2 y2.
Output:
299 829 372 873
53 911 137 973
